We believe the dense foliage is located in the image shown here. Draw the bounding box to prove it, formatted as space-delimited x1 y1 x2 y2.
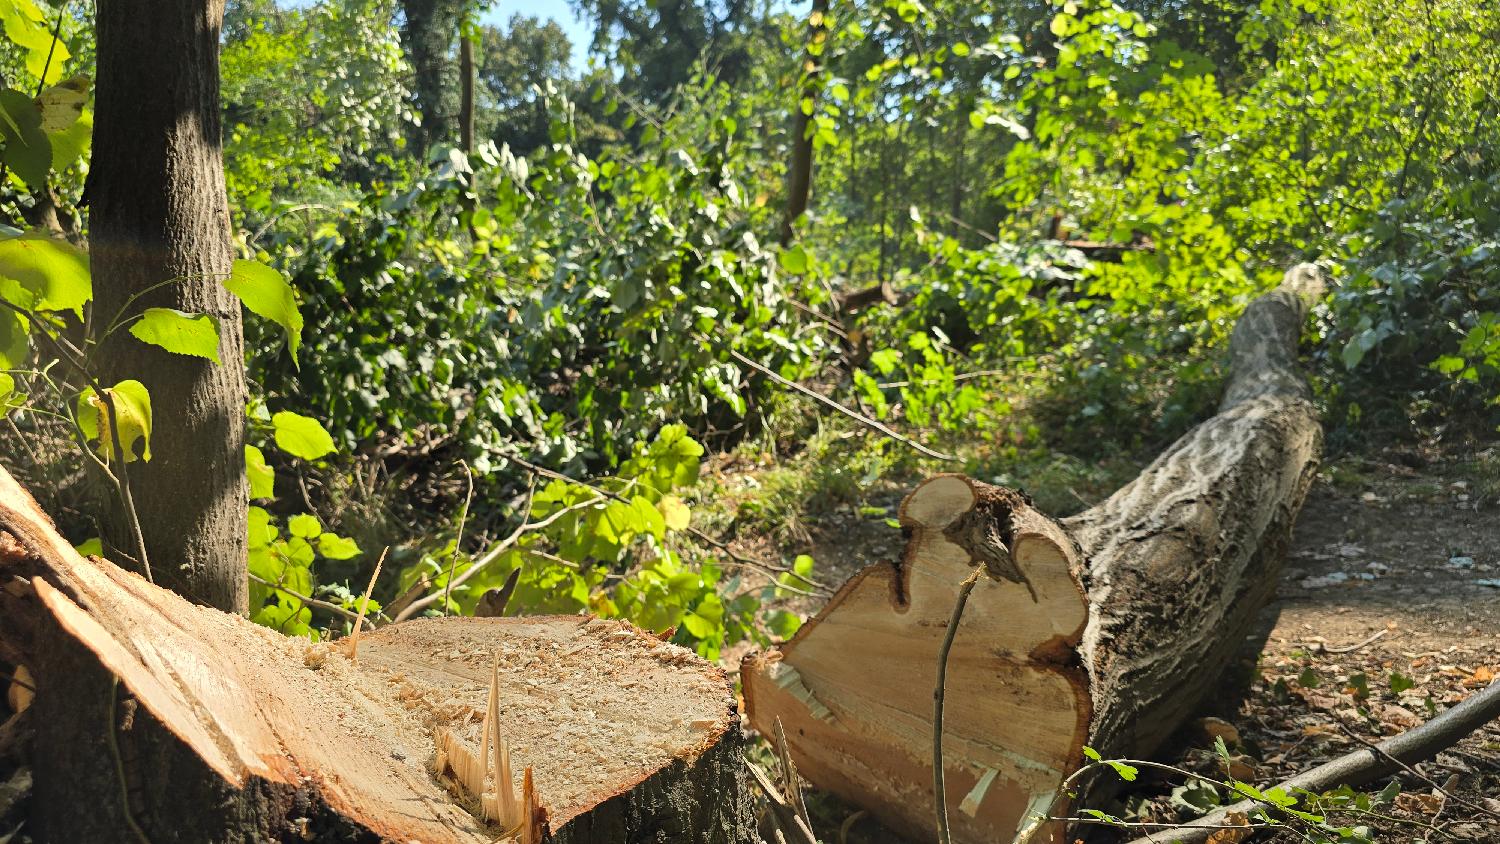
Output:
0 0 1496 660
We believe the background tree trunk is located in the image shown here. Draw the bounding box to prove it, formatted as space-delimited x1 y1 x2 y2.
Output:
401 0 465 155
459 27 476 154
88 0 247 613
780 0 829 245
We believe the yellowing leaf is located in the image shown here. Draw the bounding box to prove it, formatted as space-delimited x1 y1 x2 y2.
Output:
76 380 152 463
37 75 87 132
658 494 691 531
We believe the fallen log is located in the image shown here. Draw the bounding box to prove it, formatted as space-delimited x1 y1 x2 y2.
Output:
743 264 1326 844
0 468 755 843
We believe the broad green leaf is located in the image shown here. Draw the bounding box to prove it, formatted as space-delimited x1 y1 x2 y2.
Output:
248 505 277 549
777 245 809 275
76 380 152 462
245 444 275 499
0 307 27 369
316 533 361 560
226 259 302 361
1049 13 1070 37
48 110 90 170
271 410 335 460
73 536 102 557
0 371 23 416
767 610 802 639
287 513 322 539
128 308 220 362
0 230 90 314
0 88 49 190
658 494 691 531
0 0 70 83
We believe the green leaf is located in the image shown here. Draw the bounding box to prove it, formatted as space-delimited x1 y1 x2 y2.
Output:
271 410 335 460
248 505 277 549
0 230 90 314
316 533 361 560
0 88 50 190
1049 13 1070 37
1298 667 1321 689
76 380 152 463
1082 746 1102 762
287 513 322 539
73 536 102 557
1389 671 1415 694
48 110 90 171
0 371 23 416
226 259 302 362
128 308 220 362
777 245 810 275
767 610 802 639
0 0 70 84
0 308 27 369
245 444 275 499
1106 760 1138 782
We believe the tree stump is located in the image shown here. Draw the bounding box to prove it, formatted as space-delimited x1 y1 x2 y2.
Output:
0 469 755 843
743 265 1326 844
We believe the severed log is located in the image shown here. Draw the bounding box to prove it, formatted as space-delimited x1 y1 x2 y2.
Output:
0 468 755 843
743 264 1326 844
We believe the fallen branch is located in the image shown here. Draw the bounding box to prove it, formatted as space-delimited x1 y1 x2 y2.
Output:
1123 680 1500 844
716 342 957 463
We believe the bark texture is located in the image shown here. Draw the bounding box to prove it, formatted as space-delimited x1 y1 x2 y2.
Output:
89 0 247 612
0 466 755 844
780 0 829 245
743 265 1326 844
400 0 465 154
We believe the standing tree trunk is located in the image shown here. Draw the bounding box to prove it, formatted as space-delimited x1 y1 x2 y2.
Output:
744 266 1326 843
400 0 465 155
780 0 829 245
89 0 247 613
459 26 476 154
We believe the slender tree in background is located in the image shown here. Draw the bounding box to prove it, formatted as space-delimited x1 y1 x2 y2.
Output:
781 0 829 244
399 0 466 154
89 0 248 613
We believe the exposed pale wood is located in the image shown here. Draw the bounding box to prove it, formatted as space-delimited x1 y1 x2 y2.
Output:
0 466 755 843
744 265 1326 844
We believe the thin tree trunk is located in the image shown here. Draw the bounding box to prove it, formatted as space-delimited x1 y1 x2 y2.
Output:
459 27 476 153
88 0 247 613
400 0 463 154
779 0 829 245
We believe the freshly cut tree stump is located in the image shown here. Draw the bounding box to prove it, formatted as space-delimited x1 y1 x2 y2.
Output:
743 265 1326 844
0 468 754 844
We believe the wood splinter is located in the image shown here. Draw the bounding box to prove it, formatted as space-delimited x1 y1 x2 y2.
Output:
436 653 540 843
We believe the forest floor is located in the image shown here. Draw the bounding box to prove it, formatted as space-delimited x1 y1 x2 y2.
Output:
723 440 1500 843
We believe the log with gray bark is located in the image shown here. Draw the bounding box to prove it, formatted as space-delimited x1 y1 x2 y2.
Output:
743 265 1327 844
0 467 755 844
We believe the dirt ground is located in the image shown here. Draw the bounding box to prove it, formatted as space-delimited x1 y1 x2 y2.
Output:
740 445 1500 843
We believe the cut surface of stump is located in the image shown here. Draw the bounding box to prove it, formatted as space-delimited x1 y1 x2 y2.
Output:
744 265 1326 844
0 467 753 843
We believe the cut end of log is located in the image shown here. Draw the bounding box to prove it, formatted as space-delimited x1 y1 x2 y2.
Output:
744 476 1089 843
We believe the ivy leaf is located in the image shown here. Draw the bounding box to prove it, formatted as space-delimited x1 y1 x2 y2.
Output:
128 308 220 362
225 259 302 363
316 533 361 560
76 379 152 463
271 411 335 460
245 444 275 499
0 230 90 314
0 88 50 190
